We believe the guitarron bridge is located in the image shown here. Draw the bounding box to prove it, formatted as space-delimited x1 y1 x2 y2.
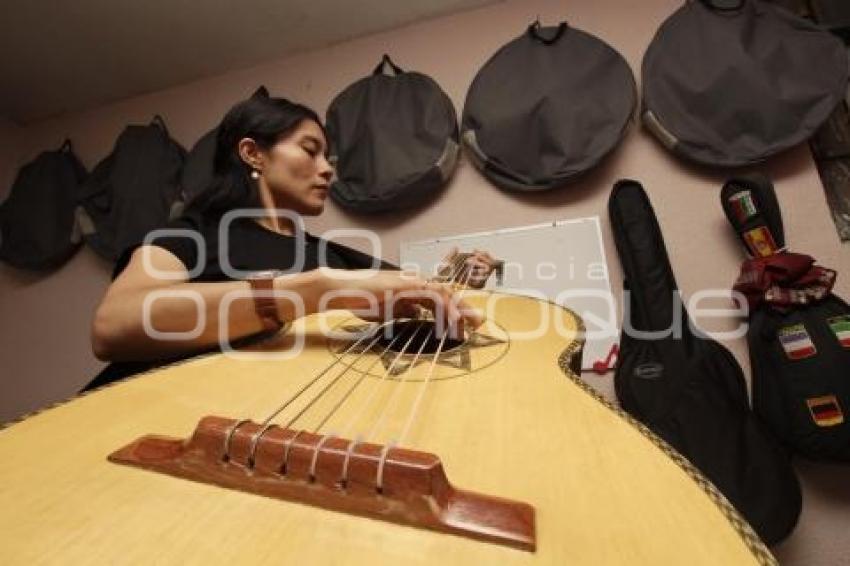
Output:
109 416 536 551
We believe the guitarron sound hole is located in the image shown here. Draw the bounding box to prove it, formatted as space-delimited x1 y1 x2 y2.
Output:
375 319 465 354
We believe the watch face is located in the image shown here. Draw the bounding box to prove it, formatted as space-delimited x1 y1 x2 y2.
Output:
247 270 283 280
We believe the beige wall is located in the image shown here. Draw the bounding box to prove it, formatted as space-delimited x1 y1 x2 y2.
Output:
0 114 112 417
1 1 848 561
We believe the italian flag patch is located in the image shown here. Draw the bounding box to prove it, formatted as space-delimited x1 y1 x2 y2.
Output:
806 395 844 427
728 190 757 223
778 323 817 360
827 315 850 348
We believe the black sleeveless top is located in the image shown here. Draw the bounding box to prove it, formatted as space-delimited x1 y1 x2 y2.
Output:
111 209 396 280
86 210 397 390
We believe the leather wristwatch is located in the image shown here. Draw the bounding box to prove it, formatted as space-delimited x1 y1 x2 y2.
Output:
246 270 285 332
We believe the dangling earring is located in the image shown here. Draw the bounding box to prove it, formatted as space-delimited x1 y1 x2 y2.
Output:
251 169 260 179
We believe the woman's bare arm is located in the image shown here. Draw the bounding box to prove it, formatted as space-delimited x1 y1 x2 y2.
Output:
91 246 484 363
90 245 321 362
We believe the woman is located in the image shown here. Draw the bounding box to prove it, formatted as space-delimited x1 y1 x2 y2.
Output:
87 95 497 389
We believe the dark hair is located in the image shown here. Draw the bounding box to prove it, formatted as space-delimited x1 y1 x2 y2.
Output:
188 94 326 214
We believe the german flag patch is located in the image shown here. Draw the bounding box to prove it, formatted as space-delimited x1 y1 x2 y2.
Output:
806 395 844 427
743 226 779 257
778 323 817 360
827 315 850 348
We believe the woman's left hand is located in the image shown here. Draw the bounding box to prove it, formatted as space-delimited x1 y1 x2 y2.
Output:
440 247 501 289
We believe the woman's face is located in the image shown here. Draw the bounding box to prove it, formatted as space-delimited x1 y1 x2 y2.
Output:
255 119 334 216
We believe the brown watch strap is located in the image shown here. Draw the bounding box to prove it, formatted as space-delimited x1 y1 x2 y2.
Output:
247 277 284 332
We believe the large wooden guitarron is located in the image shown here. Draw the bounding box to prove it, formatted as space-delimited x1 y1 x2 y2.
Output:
0 260 776 564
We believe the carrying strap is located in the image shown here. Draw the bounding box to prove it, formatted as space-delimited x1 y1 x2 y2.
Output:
527 21 568 45
372 54 404 76
150 114 170 137
59 138 73 153
609 180 684 334
696 0 746 12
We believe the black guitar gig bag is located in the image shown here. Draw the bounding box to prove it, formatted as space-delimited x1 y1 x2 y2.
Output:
721 174 850 461
0 139 88 271
77 115 186 262
609 179 801 545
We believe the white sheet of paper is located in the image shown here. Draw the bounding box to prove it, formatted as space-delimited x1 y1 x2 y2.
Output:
399 216 618 370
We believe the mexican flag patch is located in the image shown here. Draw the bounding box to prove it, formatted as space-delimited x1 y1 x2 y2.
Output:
778 323 817 360
806 395 844 427
728 190 757 223
743 226 778 257
827 315 850 348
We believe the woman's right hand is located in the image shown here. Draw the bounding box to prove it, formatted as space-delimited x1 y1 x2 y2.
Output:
284 268 484 336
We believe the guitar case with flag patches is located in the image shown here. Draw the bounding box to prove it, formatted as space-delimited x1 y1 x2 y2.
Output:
609 179 801 545
721 174 850 461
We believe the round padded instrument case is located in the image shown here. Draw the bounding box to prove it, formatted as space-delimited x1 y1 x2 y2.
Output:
642 0 848 167
461 21 636 192
326 55 459 213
